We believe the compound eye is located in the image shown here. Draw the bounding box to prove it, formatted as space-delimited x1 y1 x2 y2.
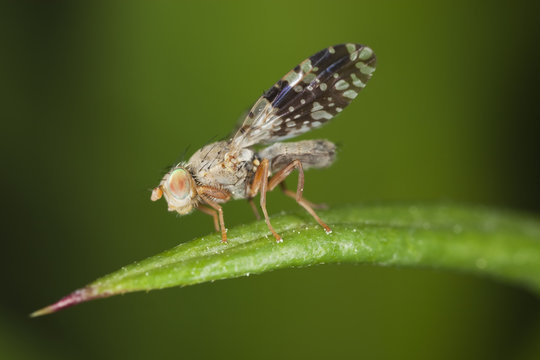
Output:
167 168 191 200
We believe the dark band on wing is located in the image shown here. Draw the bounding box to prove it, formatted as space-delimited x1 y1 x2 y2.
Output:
266 43 376 141
233 43 376 147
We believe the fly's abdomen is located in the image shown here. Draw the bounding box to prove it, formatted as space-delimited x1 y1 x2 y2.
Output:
258 140 336 173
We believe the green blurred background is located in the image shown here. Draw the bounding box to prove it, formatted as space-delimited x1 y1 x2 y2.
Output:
3 0 540 359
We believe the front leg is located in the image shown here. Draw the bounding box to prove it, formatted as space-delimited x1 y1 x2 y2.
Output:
198 205 219 232
197 186 231 243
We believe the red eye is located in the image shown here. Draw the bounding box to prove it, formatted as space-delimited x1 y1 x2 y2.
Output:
167 169 190 200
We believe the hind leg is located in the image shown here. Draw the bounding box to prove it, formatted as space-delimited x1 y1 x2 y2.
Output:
268 160 331 234
279 182 328 210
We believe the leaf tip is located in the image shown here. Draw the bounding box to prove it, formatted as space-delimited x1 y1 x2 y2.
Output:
30 287 107 318
30 305 56 318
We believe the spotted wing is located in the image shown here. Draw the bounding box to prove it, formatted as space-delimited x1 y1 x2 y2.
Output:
232 43 376 148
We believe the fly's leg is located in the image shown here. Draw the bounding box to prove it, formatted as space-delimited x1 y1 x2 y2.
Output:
248 159 282 242
200 195 227 242
247 198 261 220
279 182 328 210
268 160 331 234
197 186 231 243
198 205 219 232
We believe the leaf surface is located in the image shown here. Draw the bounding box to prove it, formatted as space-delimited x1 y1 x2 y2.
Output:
32 204 540 316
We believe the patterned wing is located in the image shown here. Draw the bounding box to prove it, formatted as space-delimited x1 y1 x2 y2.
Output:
232 43 376 148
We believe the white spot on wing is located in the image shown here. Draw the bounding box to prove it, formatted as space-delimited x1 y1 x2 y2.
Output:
343 89 358 99
302 73 316 84
346 43 356 54
350 73 365 88
311 110 333 120
284 71 302 85
355 62 375 75
312 102 323 111
334 79 350 90
300 59 312 73
357 47 373 60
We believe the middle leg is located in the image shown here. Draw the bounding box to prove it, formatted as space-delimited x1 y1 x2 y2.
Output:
247 198 261 220
248 158 282 242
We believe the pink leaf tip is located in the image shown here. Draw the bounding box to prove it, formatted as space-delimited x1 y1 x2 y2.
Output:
30 287 109 317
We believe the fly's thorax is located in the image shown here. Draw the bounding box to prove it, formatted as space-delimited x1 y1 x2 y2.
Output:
187 141 230 173
185 141 256 200
151 166 198 215
187 141 253 171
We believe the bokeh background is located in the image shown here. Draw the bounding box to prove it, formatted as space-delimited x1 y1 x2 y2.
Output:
3 0 540 359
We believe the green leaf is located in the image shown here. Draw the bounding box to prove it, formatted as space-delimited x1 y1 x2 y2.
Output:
31 204 540 317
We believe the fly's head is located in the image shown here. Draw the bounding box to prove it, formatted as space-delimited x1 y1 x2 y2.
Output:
151 166 198 215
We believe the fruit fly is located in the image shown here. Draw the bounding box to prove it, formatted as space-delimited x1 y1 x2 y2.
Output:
151 43 376 242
